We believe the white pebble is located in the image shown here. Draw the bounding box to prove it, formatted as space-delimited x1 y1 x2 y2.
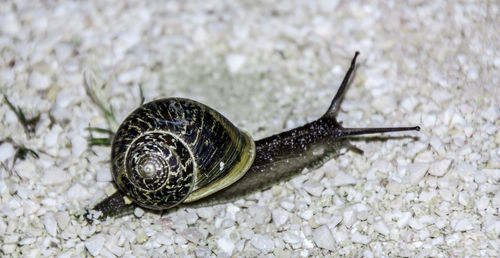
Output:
153 232 174 246
0 13 20 35
134 207 144 217
196 207 214 219
401 97 418 112
408 142 428 158
85 234 106 256
314 215 332 226
0 142 15 162
121 229 136 243
331 216 343 228
372 95 396 115
283 231 301 245
136 230 148 244
272 209 289 227
6 236 22 247
66 183 89 200
432 89 453 103
312 225 335 251
474 171 487 184
435 219 447 229
29 71 51 90
23 200 39 215
2 244 16 254
71 135 87 157
481 105 500 122
407 162 429 184
333 171 357 186
250 234 274 254
332 229 348 244
248 206 271 224
185 211 199 225
343 209 357 228
409 218 425 230
429 136 445 155
458 192 470 206
351 232 371 244
280 201 295 211
42 198 58 207
182 228 203 243
55 90 75 108
225 204 241 221
463 126 474 137
6 198 21 211
373 220 390 236
420 190 437 204
494 57 500 68
114 32 140 58
302 181 324 196
18 237 34 245
14 161 37 179
300 210 313 220
313 20 333 38
451 113 466 126
96 167 112 182
45 125 63 148
217 238 234 255
396 212 412 228
303 238 315 249
482 168 500 180
195 246 211 257
428 159 452 177
451 218 473 232
419 215 436 225
422 114 437 127
485 220 500 236
41 167 71 185
54 43 74 62
225 53 246 73
55 212 70 231
44 212 57 237
118 66 144 84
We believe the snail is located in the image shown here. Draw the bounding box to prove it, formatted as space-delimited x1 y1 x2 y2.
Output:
85 52 420 222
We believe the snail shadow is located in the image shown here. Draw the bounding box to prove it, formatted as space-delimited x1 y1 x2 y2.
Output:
154 135 422 217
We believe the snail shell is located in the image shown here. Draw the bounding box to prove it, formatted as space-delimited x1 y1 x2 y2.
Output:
111 98 255 210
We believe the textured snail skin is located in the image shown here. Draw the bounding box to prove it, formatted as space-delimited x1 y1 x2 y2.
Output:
85 52 420 222
181 117 347 208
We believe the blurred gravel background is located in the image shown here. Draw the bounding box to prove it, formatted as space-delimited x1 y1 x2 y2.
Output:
0 0 499 257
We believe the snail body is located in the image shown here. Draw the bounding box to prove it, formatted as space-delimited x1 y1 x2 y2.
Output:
86 52 420 222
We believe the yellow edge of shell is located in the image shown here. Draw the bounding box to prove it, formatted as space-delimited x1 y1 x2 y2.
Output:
183 130 256 203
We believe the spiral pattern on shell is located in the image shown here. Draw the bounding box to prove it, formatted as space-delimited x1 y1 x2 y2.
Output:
111 98 255 210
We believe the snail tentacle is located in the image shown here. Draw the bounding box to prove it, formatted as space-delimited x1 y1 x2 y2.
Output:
323 51 360 119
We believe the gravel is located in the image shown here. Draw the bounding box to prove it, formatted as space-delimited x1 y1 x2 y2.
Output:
84 234 105 256
217 237 235 255
312 225 335 251
1 0 499 257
